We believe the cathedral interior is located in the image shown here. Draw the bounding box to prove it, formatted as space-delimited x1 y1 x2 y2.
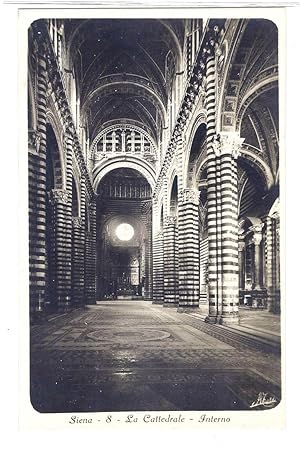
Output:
28 18 281 412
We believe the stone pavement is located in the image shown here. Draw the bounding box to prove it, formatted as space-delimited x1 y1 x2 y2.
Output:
30 301 281 413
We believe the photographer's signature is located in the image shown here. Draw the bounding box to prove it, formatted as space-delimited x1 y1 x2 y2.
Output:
250 392 278 409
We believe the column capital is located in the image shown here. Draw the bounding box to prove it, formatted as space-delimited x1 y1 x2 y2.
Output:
251 223 264 245
72 216 83 228
179 188 200 205
156 231 164 240
48 189 70 205
164 216 177 226
238 240 245 251
28 129 41 155
212 132 244 159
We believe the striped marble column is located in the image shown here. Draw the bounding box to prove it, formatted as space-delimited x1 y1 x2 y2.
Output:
163 216 179 307
144 210 153 300
47 189 71 310
71 217 84 307
205 52 221 321
266 216 275 311
152 231 164 303
206 132 243 324
178 189 200 308
199 237 209 307
53 125 74 311
79 177 86 306
274 218 280 312
219 133 242 323
84 200 97 304
265 215 280 313
238 238 246 291
29 44 48 317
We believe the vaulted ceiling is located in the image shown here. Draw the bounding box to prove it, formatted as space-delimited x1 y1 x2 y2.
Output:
64 19 185 142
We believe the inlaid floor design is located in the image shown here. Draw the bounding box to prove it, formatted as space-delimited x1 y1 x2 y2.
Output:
30 301 281 412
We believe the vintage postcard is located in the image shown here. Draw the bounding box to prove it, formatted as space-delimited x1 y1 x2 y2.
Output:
14 3 289 434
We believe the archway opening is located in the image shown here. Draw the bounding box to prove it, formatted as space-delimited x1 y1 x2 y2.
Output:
96 167 152 301
170 176 178 217
238 160 267 218
240 86 279 197
187 123 206 188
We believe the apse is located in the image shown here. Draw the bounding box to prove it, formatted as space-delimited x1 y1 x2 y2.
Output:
96 168 152 300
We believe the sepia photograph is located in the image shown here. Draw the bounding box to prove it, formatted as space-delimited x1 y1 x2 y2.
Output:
26 12 282 417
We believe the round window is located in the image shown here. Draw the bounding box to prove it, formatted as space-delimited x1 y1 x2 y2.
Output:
116 223 134 241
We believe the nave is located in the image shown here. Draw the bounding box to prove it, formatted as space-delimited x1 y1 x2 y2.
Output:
28 17 281 413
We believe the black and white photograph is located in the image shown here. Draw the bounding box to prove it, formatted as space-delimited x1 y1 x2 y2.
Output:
24 9 284 422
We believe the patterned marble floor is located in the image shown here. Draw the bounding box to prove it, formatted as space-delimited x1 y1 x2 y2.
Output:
30 301 281 413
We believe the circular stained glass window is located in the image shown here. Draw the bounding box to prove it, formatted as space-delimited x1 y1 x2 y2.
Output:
116 223 134 241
